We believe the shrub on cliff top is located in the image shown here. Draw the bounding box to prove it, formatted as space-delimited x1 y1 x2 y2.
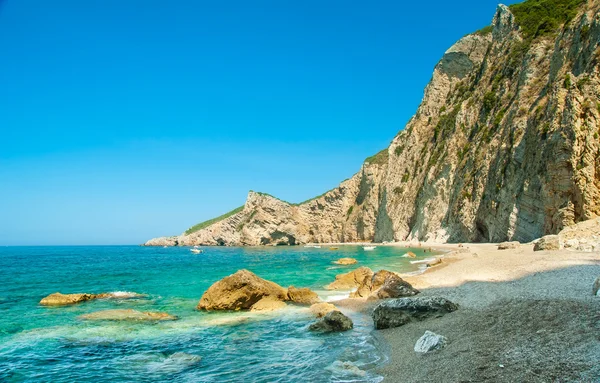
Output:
364 148 389 165
509 0 585 39
185 206 244 235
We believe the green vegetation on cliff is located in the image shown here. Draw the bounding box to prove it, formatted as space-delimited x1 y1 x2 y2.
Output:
185 206 244 235
364 148 389 165
509 0 585 39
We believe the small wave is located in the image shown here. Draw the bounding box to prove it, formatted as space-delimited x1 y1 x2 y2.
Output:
409 257 436 264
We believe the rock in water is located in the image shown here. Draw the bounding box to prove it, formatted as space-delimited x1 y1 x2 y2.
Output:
197 269 288 311
497 241 520 250
372 297 458 330
287 286 321 305
405 252 417 258
325 267 374 290
309 310 353 332
593 277 600 297
309 302 338 318
79 309 178 321
350 269 419 299
334 258 358 265
533 235 560 251
250 296 287 312
414 331 448 353
40 293 97 306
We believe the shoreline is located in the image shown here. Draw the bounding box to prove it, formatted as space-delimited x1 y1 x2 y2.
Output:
332 243 600 382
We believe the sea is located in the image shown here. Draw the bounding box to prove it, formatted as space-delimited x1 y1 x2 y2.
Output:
0 245 437 382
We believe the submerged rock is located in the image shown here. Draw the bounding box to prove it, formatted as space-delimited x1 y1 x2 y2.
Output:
287 286 321 305
414 330 447 353
309 310 353 332
40 293 97 306
325 267 373 290
325 361 366 377
79 309 178 321
498 241 520 250
533 235 560 251
372 297 458 330
334 258 358 265
309 302 338 318
350 270 419 300
197 269 288 311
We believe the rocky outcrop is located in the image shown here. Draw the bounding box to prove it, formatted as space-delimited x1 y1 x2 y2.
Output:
372 297 459 330
308 310 353 332
40 291 145 306
197 270 288 311
334 258 358 265
325 267 373 290
147 1 600 247
350 270 419 300
79 309 177 321
309 302 338 318
287 286 321 305
414 331 448 353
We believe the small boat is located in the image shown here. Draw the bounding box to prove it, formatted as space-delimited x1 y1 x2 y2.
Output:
193 245 200 249
313 245 321 249
303 245 322 249
163 246 168 248
190 249 203 254
329 247 339 250
363 246 376 251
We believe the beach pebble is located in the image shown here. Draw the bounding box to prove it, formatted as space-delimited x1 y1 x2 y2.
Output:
414 330 447 353
309 310 353 332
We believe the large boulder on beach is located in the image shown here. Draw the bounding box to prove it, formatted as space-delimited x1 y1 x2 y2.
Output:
79 309 177 321
498 241 520 250
334 258 357 265
40 293 97 306
414 330 447 353
325 267 373 290
197 270 288 311
533 235 560 251
350 270 419 300
287 286 321 305
372 297 459 330
309 302 338 318
309 310 353 332
593 277 600 296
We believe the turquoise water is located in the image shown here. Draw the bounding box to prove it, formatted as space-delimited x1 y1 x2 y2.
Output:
0 245 436 382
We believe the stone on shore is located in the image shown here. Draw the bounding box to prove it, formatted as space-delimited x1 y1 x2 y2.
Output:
250 296 287 312
197 269 288 311
350 270 419 300
309 302 338 318
334 258 358 265
309 310 353 332
372 297 459 330
79 309 178 321
40 293 97 306
498 241 520 250
325 267 373 290
593 277 600 296
287 286 321 305
533 235 560 251
414 330 447 353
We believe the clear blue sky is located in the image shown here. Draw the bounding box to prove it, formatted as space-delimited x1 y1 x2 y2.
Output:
0 0 518 245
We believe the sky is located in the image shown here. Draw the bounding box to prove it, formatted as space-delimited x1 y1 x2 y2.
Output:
0 0 519 245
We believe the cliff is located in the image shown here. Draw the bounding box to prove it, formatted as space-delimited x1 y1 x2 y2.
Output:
146 0 600 246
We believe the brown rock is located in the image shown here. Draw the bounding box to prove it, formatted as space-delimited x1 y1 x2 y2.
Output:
309 302 338 318
350 269 420 300
533 235 560 251
250 296 287 312
197 269 288 311
498 241 520 250
40 293 97 306
287 286 321 305
325 267 374 290
334 258 358 265
308 310 353 332
406 251 417 258
79 309 177 321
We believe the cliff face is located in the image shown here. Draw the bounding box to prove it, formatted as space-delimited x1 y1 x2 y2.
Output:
147 1 600 246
